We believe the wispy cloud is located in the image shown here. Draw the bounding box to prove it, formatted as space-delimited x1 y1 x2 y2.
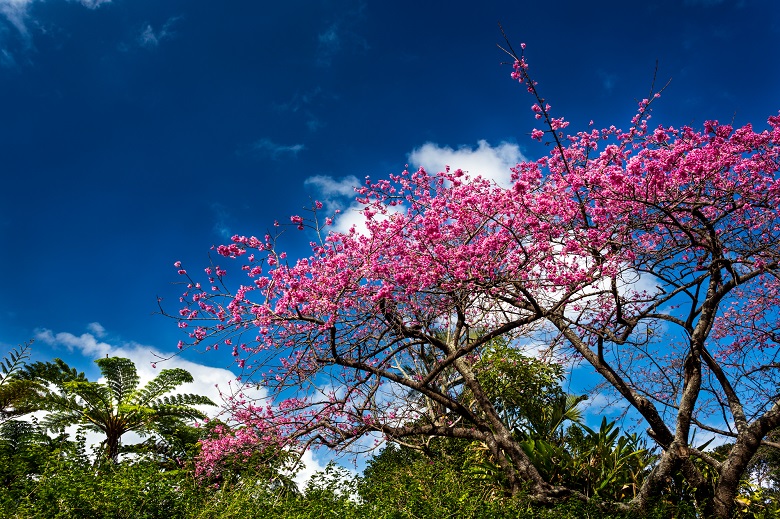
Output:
598 70 618 94
1 0 112 62
211 202 232 240
0 0 34 38
315 2 368 67
316 22 340 64
276 87 323 113
0 47 17 67
1 0 111 36
137 16 179 49
408 140 526 188
252 138 305 159
77 0 111 8
274 88 327 132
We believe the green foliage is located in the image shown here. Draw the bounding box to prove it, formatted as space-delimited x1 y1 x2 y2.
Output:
521 417 654 502
18 357 88 385
0 341 41 423
732 481 780 519
182 463 358 519
358 441 641 519
464 340 653 502
0 426 720 519
739 429 780 493
20 356 215 462
0 342 34 384
5 352 778 518
471 338 568 438
523 393 587 444
565 418 653 500
0 418 74 510
6 447 204 518
358 441 506 517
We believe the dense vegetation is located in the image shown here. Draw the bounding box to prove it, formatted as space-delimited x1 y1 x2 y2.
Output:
2 344 779 518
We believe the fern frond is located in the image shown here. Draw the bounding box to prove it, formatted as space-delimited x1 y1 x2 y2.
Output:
129 368 194 407
0 340 33 386
95 357 139 406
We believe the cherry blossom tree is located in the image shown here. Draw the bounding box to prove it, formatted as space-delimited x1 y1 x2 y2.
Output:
165 40 780 517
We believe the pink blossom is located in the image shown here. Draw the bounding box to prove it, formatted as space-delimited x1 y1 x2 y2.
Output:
165 44 780 500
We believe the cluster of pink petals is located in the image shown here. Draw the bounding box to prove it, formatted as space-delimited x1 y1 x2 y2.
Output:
170 46 780 473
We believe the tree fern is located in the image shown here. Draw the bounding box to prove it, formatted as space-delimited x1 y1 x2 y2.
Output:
23 356 216 462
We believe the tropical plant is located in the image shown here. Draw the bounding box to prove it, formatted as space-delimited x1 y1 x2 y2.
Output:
471 338 570 440
520 418 654 503
0 340 41 423
0 418 71 498
20 356 215 462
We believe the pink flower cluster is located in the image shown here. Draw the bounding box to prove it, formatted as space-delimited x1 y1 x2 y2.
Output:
168 43 780 474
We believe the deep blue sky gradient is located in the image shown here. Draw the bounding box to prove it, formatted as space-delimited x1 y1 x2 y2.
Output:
1 0 779 384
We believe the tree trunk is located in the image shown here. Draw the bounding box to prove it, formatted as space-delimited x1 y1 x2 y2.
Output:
711 432 762 519
105 431 120 463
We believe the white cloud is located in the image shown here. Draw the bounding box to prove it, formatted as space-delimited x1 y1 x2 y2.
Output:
78 0 111 8
86 322 106 337
32 324 249 418
252 138 305 159
291 448 332 489
304 174 359 199
328 208 365 234
408 140 526 188
303 139 526 235
304 173 404 235
303 175 366 234
0 0 111 39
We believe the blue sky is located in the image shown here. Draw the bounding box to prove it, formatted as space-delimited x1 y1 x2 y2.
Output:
1 0 779 460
